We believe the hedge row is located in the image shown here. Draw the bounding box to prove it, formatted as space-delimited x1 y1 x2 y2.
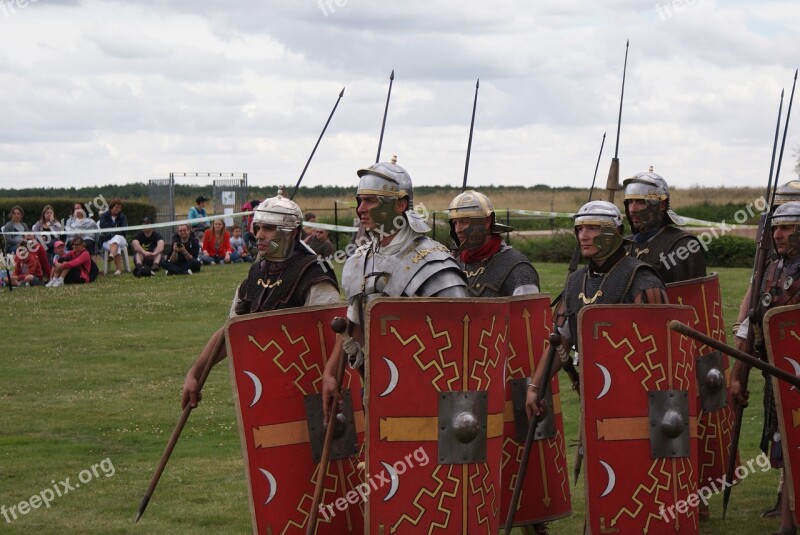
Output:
514 232 756 268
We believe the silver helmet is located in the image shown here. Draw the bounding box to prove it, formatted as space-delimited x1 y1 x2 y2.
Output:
771 201 800 257
447 190 513 249
251 194 303 260
623 167 684 232
574 200 624 261
356 155 429 235
774 180 800 206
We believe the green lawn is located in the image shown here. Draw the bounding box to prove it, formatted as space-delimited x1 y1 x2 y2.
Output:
0 263 777 533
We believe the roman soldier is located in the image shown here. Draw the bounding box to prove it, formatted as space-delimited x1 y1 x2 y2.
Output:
182 194 340 408
447 189 539 296
623 167 706 283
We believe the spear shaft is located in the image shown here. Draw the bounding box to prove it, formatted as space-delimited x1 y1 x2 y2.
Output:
462 79 480 191
376 70 395 163
723 72 796 517
289 88 345 201
605 40 629 204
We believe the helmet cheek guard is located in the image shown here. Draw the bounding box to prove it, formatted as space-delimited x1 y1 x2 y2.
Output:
593 227 624 260
450 218 490 249
367 196 401 236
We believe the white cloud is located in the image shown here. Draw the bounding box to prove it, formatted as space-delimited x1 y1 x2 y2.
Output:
0 0 798 193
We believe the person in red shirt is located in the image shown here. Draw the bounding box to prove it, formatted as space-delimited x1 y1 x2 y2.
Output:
2 245 43 286
200 219 232 265
22 234 51 280
48 237 91 287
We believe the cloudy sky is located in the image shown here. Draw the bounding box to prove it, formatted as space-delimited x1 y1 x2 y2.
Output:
0 0 798 192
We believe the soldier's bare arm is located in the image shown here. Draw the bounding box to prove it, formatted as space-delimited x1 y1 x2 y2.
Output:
181 326 228 409
525 335 571 419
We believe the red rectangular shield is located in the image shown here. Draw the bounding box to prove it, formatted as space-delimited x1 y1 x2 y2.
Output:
763 304 800 526
666 273 738 483
502 295 571 526
226 304 365 534
363 297 508 534
579 304 699 535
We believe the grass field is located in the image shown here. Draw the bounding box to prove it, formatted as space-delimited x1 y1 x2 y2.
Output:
0 262 780 534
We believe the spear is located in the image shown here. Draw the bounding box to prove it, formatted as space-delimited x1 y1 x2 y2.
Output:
376 69 395 163
135 330 226 522
605 39 629 204
289 87 346 200
462 79 480 192
723 70 796 518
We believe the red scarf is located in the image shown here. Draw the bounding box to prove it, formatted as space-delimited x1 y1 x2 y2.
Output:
460 235 502 264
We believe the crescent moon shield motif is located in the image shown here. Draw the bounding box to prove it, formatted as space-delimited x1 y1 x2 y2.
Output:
380 357 399 397
380 461 399 501
599 460 616 497
595 363 611 400
258 468 277 504
243 370 263 407
783 357 800 390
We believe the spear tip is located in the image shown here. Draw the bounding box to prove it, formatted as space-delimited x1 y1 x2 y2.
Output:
794 68 798 79
626 38 629 47
135 495 150 523
389 69 395 80
339 87 345 97
476 78 480 88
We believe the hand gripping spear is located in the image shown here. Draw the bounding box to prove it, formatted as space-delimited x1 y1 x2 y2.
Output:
723 69 797 518
135 87 346 523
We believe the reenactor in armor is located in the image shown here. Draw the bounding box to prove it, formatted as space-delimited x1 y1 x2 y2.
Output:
182 194 340 408
322 158 467 414
447 189 540 296
732 180 800 520
526 200 667 414
448 189 550 534
623 167 706 283
732 201 800 535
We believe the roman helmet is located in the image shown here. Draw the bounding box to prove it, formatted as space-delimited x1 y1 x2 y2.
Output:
447 190 513 249
622 167 684 233
774 180 800 206
356 155 429 235
771 200 800 258
574 200 624 260
251 194 303 260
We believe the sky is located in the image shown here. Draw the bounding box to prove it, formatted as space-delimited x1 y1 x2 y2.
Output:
0 0 799 192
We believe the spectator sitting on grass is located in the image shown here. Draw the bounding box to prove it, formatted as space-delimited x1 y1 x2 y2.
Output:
65 203 100 255
229 226 253 263
201 219 232 265
2 243 43 287
131 216 165 277
302 211 317 242
23 234 51 281
99 198 129 276
50 241 66 280
306 227 334 259
2 205 29 254
160 224 202 276
48 236 92 287
31 204 63 260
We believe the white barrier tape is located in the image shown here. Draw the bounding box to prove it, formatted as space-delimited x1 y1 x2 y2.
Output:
1 211 359 237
